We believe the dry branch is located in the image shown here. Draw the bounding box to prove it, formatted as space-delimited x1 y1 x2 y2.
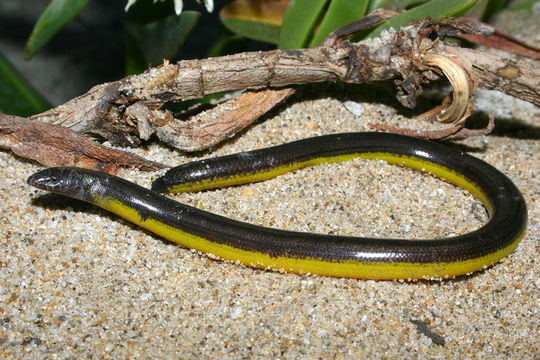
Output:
30 17 538 152
1 17 538 169
458 47 539 105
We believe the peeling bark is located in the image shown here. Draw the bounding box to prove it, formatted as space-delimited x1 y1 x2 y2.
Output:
0 115 166 173
155 88 295 151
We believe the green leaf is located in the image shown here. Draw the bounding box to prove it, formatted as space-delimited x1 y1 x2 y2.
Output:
309 0 369 46
125 30 150 76
0 51 51 116
124 11 200 74
404 0 430 8
367 0 389 13
221 18 281 44
278 0 328 49
366 0 478 38
220 0 288 44
482 0 509 19
509 0 538 14
207 32 257 57
25 0 90 59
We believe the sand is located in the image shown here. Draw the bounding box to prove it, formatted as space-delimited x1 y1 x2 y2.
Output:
1 80 538 358
1 5 539 359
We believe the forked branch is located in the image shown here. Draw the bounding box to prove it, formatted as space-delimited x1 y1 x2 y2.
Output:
0 16 538 170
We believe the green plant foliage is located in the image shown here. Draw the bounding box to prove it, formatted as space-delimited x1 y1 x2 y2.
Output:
309 0 369 46
220 0 288 44
367 0 389 13
221 18 281 44
221 0 487 50
366 0 478 38
509 0 537 14
125 31 150 76
466 0 511 21
125 11 200 75
25 0 90 59
0 51 51 116
278 0 328 49
207 32 254 57
483 0 508 20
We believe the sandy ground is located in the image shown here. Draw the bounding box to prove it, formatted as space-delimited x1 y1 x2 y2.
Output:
1 80 539 358
1 4 539 359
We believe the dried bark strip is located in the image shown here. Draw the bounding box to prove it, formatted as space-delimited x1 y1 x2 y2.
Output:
154 88 295 151
0 115 167 173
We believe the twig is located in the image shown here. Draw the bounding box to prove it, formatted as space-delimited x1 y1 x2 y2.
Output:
371 114 495 139
410 319 446 346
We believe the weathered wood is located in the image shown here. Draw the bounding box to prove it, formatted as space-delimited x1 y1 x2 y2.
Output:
0 115 166 173
458 48 540 107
